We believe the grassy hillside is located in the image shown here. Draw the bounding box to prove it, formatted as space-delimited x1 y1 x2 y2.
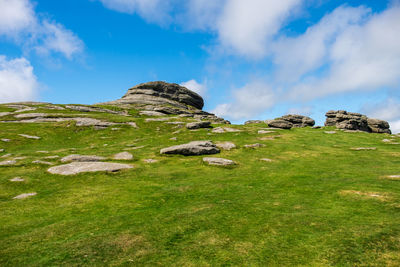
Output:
1 103 400 266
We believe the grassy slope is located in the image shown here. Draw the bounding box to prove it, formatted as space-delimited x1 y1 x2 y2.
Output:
1 104 400 266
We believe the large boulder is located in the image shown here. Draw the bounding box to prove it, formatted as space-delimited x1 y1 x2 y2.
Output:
160 141 220 156
268 119 293 129
186 121 212 129
325 110 391 134
277 114 315 127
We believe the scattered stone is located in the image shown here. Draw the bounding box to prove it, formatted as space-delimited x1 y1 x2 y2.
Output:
18 134 41 140
32 160 53 165
36 151 49 153
13 192 37 199
324 131 336 134
350 147 377 151
1 153 12 158
113 152 133 160
203 157 236 166
216 142 236 151
267 119 293 129
145 118 170 122
43 156 60 159
244 143 265 149
340 190 388 201
170 137 177 141
0 112 12 117
258 130 275 134
140 110 165 116
160 141 220 156
325 110 391 134
61 154 106 163
0 160 16 166
312 126 322 129
126 122 138 128
14 107 37 113
212 127 241 133
144 159 158 163
48 162 133 175
123 145 145 151
14 157 27 160
386 175 400 180
10 177 24 182
245 120 263 125
186 121 211 129
1 138 10 142
165 121 185 125
0 148 4 152
277 114 315 127
65 105 125 115
260 158 273 162
111 128 121 131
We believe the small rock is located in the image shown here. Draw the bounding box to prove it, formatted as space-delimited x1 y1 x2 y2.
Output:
386 175 400 179
61 154 106 162
32 160 53 165
258 130 275 134
144 159 158 163
1 138 10 142
1 153 12 158
36 151 49 153
351 147 377 151
324 131 336 134
140 110 165 116
203 157 236 166
43 155 60 159
260 158 273 162
160 141 220 156
145 118 170 122
245 120 263 124
170 137 177 141
126 122 138 128
244 143 265 148
111 128 121 131
10 177 24 182
186 121 212 129
113 152 133 160
312 126 321 129
212 127 241 133
0 160 16 166
13 192 37 199
48 162 133 175
216 142 236 151
18 134 41 140
0 148 4 152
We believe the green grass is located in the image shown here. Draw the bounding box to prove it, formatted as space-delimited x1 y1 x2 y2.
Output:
1 105 400 266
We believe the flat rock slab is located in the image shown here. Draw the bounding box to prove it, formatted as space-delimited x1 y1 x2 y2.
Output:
386 175 400 180
160 141 220 156
212 127 241 133
258 130 275 134
140 110 166 116
19 134 41 140
186 121 211 129
10 177 24 182
13 192 37 199
324 131 337 134
113 152 133 160
32 160 53 165
144 159 158 163
260 158 273 162
48 162 133 175
203 157 236 166
1 139 10 142
216 142 236 151
145 118 170 122
244 143 265 148
61 154 106 162
351 147 377 151
0 160 16 166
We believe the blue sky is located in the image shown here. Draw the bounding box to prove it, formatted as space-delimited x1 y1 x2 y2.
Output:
0 0 399 132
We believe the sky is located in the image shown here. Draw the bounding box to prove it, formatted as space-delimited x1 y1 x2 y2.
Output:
0 0 399 132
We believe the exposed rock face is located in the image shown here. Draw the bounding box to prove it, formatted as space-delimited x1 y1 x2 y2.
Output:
277 115 315 127
268 120 293 129
104 81 204 110
160 141 220 156
48 162 133 175
325 110 391 134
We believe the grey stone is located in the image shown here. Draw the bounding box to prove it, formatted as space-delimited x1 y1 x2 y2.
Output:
61 154 106 162
13 192 37 199
258 130 275 134
244 143 265 148
126 122 138 128
1 139 10 142
145 118 170 122
65 105 125 115
160 141 220 156
32 160 53 165
268 120 293 129
144 159 158 163
312 126 322 129
351 147 377 151
212 127 241 133
139 110 166 116
113 152 133 160
48 162 133 175
10 177 24 182
386 175 400 179
0 149 4 152
216 142 236 150
0 160 16 166
0 112 12 117
186 121 211 129
324 131 337 134
203 157 236 166
277 114 315 127
244 120 263 125
19 134 41 140
43 156 60 159
260 158 273 162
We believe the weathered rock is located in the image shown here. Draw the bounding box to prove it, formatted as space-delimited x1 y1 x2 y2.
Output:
19 134 41 140
258 130 275 134
139 110 166 116
102 81 204 110
203 157 236 166
324 131 336 134
244 143 265 148
0 148 4 152
350 147 377 151
126 122 138 128
186 121 211 129
312 126 322 129
145 118 170 122
160 141 220 156
0 160 16 166
0 112 12 117
386 175 400 179
260 158 273 162
113 152 133 160
10 177 24 182
65 105 125 115
212 127 241 133
32 160 53 165
216 142 236 150
13 192 37 199
245 120 263 125
48 162 133 175
143 159 158 163
325 110 391 134
277 114 315 127
268 120 293 129
61 154 106 162
1 138 10 142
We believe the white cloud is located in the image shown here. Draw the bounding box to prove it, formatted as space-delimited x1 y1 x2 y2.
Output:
362 98 400 133
0 0 83 59
0 55 39 103
212 81 276 119
217 0 302 58
287 5 400 100
180 79 207 97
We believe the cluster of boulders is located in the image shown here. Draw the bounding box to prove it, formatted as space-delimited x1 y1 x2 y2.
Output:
325 110 391 134
246 114 315 129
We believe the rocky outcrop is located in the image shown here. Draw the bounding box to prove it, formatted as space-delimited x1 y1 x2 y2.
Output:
277 114 315 128
186 121 211 130
267 120 293 129
160 141 220 156
325 110 391 134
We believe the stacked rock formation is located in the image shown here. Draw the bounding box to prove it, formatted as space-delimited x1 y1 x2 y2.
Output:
101 81 229 124
266 114 315 129
325 110 391 134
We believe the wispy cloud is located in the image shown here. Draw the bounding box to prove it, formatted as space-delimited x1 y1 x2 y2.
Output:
180 79 208 97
